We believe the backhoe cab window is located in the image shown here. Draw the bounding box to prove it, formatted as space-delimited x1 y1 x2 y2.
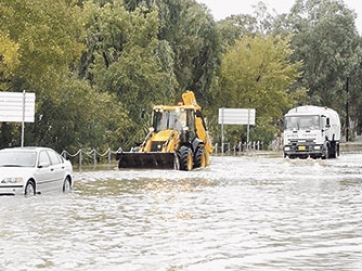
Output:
153 110 193 131
285 115 321 130
154 111 168 131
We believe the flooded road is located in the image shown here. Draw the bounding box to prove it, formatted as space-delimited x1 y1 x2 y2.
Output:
1 154 362 270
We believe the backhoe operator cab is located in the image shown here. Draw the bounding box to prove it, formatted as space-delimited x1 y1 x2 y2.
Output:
153 107 192 133
283 105 341 159
143 105 200 154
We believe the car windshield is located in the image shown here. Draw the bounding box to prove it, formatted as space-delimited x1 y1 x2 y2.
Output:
0 151 37 167
284 115 321 130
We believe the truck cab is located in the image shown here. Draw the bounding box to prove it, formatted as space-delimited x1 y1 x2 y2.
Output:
283 105 341 159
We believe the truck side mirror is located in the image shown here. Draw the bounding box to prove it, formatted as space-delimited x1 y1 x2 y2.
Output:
326 118 331 128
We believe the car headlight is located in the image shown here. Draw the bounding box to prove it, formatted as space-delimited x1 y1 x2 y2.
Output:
284 146 290 151
1 177 23 183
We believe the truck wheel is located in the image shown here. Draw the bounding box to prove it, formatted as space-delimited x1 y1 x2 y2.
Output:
322 144 329 159
194 146 206 168
179 146 193 171
329 142 338 159
337 143 340 156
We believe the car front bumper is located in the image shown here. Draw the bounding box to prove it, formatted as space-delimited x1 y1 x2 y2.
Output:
0 184 25 195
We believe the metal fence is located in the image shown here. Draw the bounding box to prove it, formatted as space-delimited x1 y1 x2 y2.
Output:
62 140 282 170
214 140 282 156
61 148 120 170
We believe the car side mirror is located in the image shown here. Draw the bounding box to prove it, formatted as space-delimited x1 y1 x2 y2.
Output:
38 161 50 168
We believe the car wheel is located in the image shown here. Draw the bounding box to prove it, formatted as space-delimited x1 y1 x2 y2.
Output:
25 181 36 196
63 177 71 193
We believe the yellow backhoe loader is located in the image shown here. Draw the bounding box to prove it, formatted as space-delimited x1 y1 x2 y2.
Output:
116 91 213 170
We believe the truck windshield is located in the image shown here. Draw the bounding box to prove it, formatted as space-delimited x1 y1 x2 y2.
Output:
285 115 321 130
154 110 186 131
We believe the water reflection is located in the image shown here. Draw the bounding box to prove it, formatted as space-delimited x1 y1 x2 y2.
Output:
1 154 362 270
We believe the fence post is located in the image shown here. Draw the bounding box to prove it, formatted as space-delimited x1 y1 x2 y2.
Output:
79 149 82 171
239 142 242 155
93 149 97 168
214 143 218 155
108 148 111 165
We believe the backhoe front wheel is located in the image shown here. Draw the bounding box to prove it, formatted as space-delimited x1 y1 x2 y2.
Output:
194 145 206 169
179 146 193 171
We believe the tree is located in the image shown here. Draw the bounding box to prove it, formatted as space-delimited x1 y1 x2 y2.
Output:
0 0 130 151
122 0 221 103
80 1 177 122
26 75 131 152
217 35 304 143
79 0 221 147
278 0 361 138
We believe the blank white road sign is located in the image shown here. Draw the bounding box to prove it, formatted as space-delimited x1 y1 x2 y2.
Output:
218 108 256 125
0 92 35 123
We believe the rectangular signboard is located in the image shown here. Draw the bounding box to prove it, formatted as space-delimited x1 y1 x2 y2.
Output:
0 92 35 122
218 108 256 125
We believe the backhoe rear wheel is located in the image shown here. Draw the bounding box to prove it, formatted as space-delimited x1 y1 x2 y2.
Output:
179 146 193 171
194 145 206 169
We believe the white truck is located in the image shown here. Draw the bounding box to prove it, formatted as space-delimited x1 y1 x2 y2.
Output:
283 105 341 159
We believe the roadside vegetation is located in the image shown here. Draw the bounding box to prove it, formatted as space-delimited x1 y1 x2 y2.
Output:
0 0 360 152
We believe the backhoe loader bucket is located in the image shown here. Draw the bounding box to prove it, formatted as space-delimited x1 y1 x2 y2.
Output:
116 152 178 169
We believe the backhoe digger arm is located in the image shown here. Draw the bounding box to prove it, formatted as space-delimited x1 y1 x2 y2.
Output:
182 91 201 111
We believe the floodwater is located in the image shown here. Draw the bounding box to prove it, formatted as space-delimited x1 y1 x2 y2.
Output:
1 153 362 271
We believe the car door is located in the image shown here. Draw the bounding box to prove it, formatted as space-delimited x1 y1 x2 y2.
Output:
46 150 66 191
35 150 54 193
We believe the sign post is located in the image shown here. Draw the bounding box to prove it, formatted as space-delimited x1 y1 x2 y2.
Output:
218 108 256 155
221 108 224 155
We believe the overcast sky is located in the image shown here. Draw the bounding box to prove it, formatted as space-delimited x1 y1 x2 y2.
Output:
196 0 362 33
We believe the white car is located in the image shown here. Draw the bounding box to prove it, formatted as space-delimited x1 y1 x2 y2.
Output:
0 147 73 196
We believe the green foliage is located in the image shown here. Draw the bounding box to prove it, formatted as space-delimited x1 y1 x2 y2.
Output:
155 0 221 105
217 35 304 142
2 0 362 150
280 0 361 136
80 1 177 121
27 75 131 152
217 14 258 48
0 0 132 151
79 0 221 148
1 0 85 86
0 32 20 91
286 0 360 108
